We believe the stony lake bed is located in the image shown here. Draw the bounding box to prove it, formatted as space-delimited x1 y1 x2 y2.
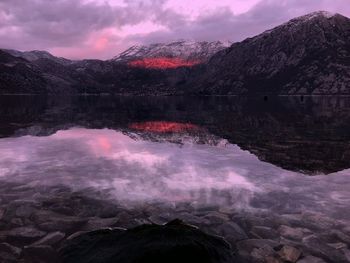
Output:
1 182 350 262
0 96 350 263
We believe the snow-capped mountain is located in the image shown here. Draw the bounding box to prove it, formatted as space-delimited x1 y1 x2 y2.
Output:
257 11 336 39
191 11 350 95
2 11 350 95
112 40 230 62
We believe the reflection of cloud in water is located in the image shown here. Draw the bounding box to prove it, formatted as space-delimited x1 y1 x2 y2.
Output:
0 129 257 207
0 128 350 219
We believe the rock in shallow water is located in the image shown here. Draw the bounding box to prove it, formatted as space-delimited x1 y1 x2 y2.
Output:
59 219 236 263
5 227 47 244
277 245 302 262
23 245 60 263
297 255 326 263
278 225 305 241
33 210 88 233
250 226 279 240
0 243 22 262
31 231 66 246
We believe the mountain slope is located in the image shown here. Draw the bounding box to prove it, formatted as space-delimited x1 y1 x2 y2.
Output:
1 49 72 65
0 40 226 94
189 11 350 95
112 40 228 62
0 50 99 94
112 40 228 71
0 50 48 94
1 12 350 95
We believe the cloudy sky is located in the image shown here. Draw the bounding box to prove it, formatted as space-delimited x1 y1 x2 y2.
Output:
0 0 349 60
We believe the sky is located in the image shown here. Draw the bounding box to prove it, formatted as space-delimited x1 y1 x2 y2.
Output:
0 0 350 60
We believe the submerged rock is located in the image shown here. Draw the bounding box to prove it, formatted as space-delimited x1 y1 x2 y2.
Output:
33 210 88 233
31 231 65 246
5 227 46 244
277 245 302 262
251 226 279 240
297 255 327 263
0 243 22 262
23 245 60 263
278 225 305 240
236 239 279 262
59 219 235 263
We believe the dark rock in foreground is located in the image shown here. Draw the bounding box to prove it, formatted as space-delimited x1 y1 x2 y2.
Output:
59 219 235 263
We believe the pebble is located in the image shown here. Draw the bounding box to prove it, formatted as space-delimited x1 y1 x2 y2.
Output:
82 217 119 231
203 211 229 225
278 245 302 262
265 255 283 263
302 235 348 262
327 242 347 250
251 226 279 240
31 231 66 246
6 227 47 243
0 242 22 257
279 225 305 240
297 255 327 263
216 222 248 243
250 244 276 260
237 238 279 252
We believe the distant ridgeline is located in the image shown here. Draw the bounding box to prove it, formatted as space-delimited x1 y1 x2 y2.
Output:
1 11 350 95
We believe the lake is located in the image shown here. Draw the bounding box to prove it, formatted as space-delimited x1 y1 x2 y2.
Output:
0 95 350 262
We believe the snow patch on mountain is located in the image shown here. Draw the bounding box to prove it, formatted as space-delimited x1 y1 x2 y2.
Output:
252 11 338 41
112 40 230 62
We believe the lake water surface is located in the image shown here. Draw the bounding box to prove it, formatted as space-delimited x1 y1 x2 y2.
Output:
1 96 350 262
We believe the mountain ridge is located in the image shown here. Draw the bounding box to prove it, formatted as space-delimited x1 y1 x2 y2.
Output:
112 40 229 63
189 11 350 95
1 11 350 95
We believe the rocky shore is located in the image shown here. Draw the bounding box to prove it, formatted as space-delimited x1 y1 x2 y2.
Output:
0 182 350 263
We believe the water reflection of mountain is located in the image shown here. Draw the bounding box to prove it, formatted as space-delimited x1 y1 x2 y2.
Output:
1 95 350 174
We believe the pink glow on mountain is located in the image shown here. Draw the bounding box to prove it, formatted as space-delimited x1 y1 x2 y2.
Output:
128 57 202 69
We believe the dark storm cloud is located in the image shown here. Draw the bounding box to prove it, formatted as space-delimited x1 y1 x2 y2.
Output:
0 0 167 50
1 0 114 46
0 0 350 58
129 0 350 44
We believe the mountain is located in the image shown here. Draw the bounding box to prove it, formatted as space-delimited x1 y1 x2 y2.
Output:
1 11 350 95
0 49 90 94
189 11 350 95
113 40 228 61
1 49 72 65
0 40 225 94
112 40 228 69
0 50 48 94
